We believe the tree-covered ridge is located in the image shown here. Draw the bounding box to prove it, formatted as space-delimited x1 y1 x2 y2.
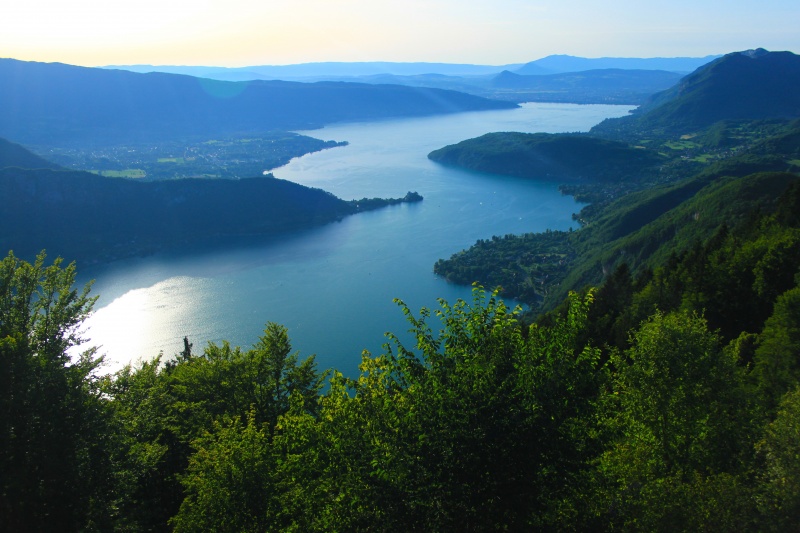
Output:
0 168 351 263
0 137 61 170
434 160 800 312
428 132 663 183
448 168 800 314
0 166 422 264
593 49 800 134
0 138 424 265
4 251 800 530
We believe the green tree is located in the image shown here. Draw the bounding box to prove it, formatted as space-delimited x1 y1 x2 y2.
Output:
270 287 603 531
599 310 751 529
752 286 800 413
756 387 800 530
102 356 185 531
0 251 108 532
171 413 276 533
165 324 323 531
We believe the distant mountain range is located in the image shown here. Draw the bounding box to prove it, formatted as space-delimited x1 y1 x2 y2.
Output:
102 61 525 81
0 59 516 147
100 54 719 106
105 54 721 82
488 69 683 104
514 54 722 76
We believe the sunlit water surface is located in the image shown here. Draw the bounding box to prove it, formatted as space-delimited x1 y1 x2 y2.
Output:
76 103 634 376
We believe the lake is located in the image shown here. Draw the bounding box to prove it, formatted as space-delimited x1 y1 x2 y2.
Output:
76 103 634 376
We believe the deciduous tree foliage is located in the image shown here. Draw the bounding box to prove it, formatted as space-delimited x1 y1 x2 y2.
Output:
3 249 800 531
756 387 800 529
598 310 753 530
0 252 108 532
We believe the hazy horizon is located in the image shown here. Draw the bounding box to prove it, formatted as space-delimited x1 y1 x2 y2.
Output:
3 1 798 68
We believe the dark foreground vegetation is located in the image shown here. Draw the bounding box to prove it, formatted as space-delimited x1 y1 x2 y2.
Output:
3 249 800 531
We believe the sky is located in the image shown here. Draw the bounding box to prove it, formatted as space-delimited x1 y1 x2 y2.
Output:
2 0 799 67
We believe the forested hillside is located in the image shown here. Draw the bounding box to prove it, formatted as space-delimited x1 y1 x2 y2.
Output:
433 50 800 309
593 48 800 134
4 49 800 531
4 242 800 530
428 132 663 183
0 142 421 264
0 137 61 170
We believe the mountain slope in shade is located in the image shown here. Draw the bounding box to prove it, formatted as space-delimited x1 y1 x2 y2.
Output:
597 49 800 132
0 137 60 169
0 167 354 263
0 59 517 147
0 139 418 264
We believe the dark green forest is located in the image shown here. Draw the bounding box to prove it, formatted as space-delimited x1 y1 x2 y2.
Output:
4 240 800 530
4 49 800 531
0 157 422 263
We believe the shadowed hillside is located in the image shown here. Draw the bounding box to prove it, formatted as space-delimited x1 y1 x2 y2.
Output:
0 59 517 147
0 140 420 263
593 49 800 134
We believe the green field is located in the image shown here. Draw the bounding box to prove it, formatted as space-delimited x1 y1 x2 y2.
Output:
663 140 700 150
94 169 147 178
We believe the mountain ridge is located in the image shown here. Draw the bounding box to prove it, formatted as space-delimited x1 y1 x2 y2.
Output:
0 139 418 264
593 49 800 133
514 54 721 75
0 58 517 147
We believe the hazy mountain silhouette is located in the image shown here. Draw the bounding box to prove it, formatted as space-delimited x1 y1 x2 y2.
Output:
514 54 721 75
103 61 524 81
490 69 682 103
0 59 517 147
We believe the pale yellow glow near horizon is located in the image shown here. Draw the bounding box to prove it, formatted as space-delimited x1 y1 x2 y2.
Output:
2 0 799 67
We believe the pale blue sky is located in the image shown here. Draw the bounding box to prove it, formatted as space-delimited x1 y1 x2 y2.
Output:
2 0 798 66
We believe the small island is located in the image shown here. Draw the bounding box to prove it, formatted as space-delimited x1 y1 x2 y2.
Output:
350 191 423 211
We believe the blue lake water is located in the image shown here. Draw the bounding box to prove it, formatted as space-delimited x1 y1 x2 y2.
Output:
76 103 633 376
